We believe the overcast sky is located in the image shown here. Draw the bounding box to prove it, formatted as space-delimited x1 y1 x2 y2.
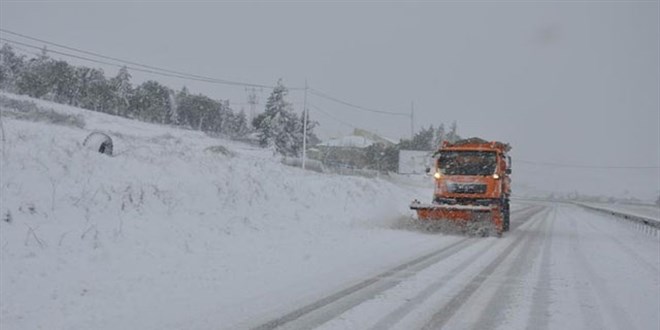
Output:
1 1 659 199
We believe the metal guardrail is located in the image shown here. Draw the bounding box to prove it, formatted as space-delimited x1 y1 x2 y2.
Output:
507 197 659 234
575 203 660 230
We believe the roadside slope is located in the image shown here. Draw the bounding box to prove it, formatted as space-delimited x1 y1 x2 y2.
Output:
0 93 446 329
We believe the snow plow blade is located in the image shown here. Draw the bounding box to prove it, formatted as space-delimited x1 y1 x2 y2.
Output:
410 200 503 236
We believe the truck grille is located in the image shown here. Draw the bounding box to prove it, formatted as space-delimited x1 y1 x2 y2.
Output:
447 183 487 194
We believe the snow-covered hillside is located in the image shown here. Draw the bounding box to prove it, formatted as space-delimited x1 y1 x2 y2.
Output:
0 93 448 329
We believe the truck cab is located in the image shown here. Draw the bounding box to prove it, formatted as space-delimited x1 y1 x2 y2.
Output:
413 138 512 236
432 140 511 207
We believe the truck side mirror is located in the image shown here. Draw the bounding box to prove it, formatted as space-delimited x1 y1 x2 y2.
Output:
506 168 512 174
425 167 431 174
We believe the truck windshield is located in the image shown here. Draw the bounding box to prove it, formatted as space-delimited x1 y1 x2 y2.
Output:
438 151 497 176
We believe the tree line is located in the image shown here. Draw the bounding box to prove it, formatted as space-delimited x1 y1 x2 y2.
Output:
1 43 466 165
0 44 318 154
363 122 462 172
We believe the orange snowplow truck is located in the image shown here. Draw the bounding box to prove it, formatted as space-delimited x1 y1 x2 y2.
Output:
410 138 512 236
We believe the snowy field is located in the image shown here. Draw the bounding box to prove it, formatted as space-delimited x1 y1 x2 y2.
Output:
1 93 658 330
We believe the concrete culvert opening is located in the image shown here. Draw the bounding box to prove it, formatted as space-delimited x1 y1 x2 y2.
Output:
83 132 113 156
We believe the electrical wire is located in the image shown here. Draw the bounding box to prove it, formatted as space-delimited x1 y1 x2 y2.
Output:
0 28 303 90
308 104 356 129
1 38 224 81
309 88 409 117
1 37 292 90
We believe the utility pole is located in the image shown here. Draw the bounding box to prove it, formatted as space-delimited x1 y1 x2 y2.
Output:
246 87 259 123
302 79 309 170
410 101 415 139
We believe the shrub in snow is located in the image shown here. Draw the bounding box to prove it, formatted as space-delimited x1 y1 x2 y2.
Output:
0 95 85 128
83 131 113 156
204 145 234 157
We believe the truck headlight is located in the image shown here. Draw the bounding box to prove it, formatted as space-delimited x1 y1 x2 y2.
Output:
492 174 500 179
434 172 442 179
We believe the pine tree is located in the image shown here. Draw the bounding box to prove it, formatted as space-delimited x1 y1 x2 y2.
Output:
446 121 460 143
16 47 52 98
255 79 302 156
73 67 112 112
214 100 232 133
48 60 76 104
433 123 446 148
167 89 179 125
229 109 249 137
175 87 191 127
0 44 25 92
175 92 220 131
111 66 132 116
130 80 172 123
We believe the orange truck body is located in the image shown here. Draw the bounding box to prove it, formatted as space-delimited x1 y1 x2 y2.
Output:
410 138 512 236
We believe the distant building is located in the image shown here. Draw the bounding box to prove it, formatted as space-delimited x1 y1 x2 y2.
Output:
317 128 396 149
314 129 395 169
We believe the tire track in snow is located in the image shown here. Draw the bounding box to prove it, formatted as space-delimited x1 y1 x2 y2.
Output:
250 238 474 330
563 207 636 330
251 207 544 330
508 205 546 232
525 206 557 330
469 207 554 330
562 207 607 330
420 207 550 330
367 240 494 330
368 206 548 330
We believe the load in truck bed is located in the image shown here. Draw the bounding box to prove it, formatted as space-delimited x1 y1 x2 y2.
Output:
410 200 503 237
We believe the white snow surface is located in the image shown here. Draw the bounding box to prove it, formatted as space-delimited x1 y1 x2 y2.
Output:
1 93 659 330
0 94 440 329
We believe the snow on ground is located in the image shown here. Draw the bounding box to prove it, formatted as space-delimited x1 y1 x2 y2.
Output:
1 93 658 330
310 204 659 330
0 93 453 329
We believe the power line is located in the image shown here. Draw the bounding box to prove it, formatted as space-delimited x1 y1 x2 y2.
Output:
516 159 660 169
0 37 234 83
309 88 409 117
1 37 295 92
0 28 303 90
1 28 418 139
308 104 356 129
0 28 278 89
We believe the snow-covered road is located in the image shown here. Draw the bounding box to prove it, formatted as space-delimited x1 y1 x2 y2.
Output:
246 204 659 330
